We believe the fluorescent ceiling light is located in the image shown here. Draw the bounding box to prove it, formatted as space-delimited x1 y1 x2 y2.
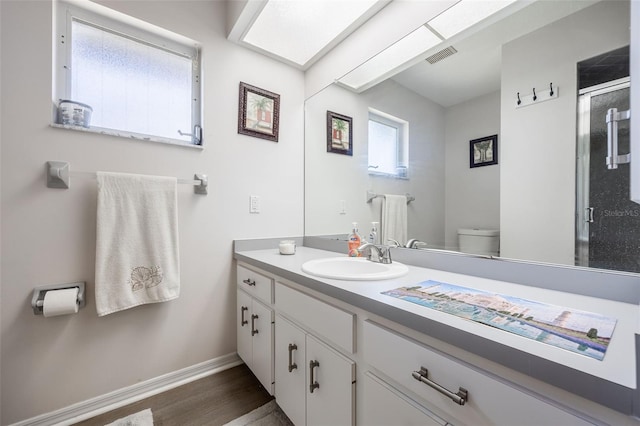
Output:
428 0 518 39
339 25 442 91
243 0 380 67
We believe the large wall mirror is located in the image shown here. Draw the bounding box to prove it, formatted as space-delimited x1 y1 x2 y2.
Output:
304 0 637 274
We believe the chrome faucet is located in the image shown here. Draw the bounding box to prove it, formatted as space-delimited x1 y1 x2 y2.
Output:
386 239 401 247
405 238 427 249
357 242 392 264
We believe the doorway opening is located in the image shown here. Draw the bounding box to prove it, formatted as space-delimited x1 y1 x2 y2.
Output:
576 46 636 272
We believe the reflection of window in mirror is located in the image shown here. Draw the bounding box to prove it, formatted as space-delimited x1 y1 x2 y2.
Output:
367 108 408 179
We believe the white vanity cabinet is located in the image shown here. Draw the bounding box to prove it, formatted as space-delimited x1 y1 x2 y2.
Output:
275 314 356 426
362 320 593 426
236 266 274 395
234 256 614 426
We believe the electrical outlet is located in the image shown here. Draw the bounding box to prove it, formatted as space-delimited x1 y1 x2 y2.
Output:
250 195 260 213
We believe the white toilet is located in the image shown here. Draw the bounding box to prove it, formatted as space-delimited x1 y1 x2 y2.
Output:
457 228 500 256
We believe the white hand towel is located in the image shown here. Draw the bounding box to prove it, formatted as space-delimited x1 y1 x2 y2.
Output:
95 172 180 316
381 194 407 246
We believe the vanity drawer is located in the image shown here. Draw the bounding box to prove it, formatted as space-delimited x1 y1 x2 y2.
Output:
237 265 273 304
363 321 592 426
275 282 355 354
362 371 448 426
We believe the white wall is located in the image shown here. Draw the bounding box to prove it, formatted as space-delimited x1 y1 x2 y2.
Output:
500 0 629 265
305 84 369 237
445 91 501 250
0 1 304 423
364 80 446 247
305 80 446 247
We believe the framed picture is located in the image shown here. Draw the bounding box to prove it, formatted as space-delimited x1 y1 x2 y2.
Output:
470 134 498 168
327 111 353 155
238 82 280 142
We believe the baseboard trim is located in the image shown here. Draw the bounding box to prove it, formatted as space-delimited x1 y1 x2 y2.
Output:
11 353 242 426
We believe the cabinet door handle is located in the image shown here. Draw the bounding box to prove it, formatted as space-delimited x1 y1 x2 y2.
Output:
288 344 298 372
309 360 320 393
240 306 248 326
412 367 468 406
243 278 256 286
251 314 259 336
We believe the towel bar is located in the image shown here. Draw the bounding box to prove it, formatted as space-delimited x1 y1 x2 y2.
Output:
366 190 415 204
46 161 208 195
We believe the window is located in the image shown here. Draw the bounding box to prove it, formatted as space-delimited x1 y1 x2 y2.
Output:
368 109 408 178
54 1 202 146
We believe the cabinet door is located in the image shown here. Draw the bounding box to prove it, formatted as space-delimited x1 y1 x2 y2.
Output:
237 289 253 367
251 299 274 395
275 315 306 426
362 372 447 426
306 334 355 426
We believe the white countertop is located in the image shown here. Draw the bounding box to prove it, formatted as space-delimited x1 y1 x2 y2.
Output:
236 246 637 390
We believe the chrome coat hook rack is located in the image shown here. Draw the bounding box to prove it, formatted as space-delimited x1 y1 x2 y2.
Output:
515 83 558 109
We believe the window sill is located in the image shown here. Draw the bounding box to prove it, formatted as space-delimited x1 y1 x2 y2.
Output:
50 123 204 150
368 171 409 180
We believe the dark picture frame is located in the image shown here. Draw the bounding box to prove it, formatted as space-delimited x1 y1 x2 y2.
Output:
470 134 498 168
238 82 280 142
326 111 353 156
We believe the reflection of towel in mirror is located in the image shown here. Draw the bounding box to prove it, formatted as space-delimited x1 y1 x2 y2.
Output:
381 194 407 246
95 172 180 316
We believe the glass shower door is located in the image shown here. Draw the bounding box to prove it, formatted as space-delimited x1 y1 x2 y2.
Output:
577 78 638 273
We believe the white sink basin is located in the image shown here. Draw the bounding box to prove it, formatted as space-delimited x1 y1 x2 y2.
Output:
301 257 408 281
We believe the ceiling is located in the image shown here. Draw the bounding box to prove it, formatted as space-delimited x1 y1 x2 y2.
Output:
230 0 390 69
231 0 603 107
389 0 598 107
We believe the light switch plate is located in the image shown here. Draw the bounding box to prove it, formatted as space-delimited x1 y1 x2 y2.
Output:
250 195 260 213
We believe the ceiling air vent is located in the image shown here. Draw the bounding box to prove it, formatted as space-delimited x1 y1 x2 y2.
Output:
426 46 458 64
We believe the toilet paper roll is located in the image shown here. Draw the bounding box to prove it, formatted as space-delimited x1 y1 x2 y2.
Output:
43 288 79 317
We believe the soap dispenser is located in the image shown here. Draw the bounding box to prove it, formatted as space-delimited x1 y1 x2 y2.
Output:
368 222 379 245
348 222 362 257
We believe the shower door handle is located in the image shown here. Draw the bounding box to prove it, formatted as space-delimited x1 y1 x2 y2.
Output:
606 107 631 169
585 207 594 223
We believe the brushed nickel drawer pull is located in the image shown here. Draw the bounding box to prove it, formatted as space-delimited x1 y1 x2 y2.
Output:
240 306 248 326
243 278 256 286
251 314 259 336
412 367 468 406
288 344 298 372
309 360 320 393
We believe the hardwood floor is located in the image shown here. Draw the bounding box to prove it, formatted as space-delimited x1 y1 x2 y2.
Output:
73 364 274 426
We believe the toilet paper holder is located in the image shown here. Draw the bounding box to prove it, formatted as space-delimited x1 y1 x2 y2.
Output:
31 282 86 315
